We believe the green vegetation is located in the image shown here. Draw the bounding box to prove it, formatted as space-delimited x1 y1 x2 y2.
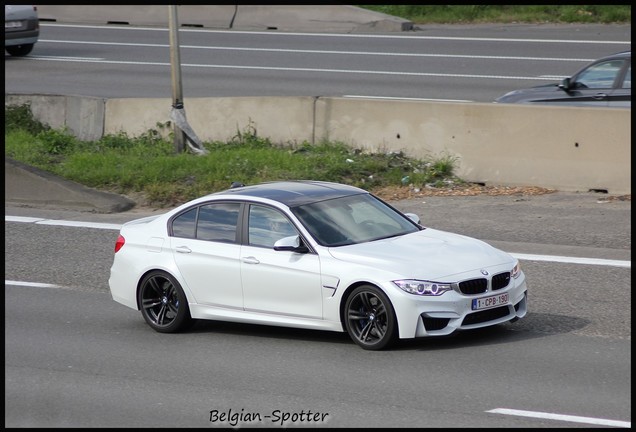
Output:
5 103 464 208
360 5 631 24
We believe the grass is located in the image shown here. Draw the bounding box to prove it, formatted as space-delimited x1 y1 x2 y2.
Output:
4 103 464 208
359 5 631 24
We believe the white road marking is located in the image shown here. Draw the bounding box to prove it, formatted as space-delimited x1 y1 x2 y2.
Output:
35 219 123 231
26 53 104 60
487 408 631 428
5 216 631 268
510 253 630 268
5 216 122 231
18 56 570 81
5 280 62 289
344 95 473 102
38 39 596 62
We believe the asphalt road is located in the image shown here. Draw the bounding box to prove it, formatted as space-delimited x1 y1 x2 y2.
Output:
5 284 630 427
4 194 632 427
4 21 631 102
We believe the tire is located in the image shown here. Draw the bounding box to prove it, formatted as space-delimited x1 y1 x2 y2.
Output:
138 271 193 333
344 285 398 350
6 44 34 57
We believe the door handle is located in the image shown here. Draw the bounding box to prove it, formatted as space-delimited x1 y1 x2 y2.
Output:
242 256 260 264
175 246 192 254
592 93 608 100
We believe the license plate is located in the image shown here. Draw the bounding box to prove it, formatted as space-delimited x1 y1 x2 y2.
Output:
472 292 509 310
5 21 23 29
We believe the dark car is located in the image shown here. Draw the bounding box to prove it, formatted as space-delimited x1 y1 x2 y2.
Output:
4 5 39 57
495 51 631 108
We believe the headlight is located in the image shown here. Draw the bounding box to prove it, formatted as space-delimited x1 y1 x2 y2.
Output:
511 261 522 279
393 279 452 296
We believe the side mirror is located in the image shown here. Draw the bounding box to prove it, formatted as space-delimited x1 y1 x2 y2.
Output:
405 212 420 224
274 235 309 253
558 77 571 91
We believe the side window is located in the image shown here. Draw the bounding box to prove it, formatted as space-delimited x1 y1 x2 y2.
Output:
248 205 297 248
574 60 624 89
197 203 240 243
171 203 240 242
622 65 631 89
172 208 197 239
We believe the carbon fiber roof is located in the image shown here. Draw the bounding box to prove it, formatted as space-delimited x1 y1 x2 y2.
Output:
212 180 366 207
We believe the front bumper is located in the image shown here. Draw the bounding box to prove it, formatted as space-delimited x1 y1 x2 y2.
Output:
391 271 529 339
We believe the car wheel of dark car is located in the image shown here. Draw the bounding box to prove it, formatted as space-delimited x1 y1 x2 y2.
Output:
6 43 34 56
345 285 398 350
138 270 193 333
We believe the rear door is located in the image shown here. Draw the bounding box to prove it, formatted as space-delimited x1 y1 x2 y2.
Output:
170 202 244 309
607 61 631 107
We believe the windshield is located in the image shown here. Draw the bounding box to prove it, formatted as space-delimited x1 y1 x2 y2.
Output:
291 193 421 247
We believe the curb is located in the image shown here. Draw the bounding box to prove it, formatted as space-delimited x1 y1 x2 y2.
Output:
5 158 136 213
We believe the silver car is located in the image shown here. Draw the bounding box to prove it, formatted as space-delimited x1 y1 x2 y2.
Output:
5 5 39 57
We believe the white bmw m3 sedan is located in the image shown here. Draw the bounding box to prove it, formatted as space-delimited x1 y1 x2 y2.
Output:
108 180 528 350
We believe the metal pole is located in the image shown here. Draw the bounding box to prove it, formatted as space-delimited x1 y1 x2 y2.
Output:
168 5 185 153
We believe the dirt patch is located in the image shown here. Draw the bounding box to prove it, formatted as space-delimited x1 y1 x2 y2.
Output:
372 184 560 200
124 183 630 210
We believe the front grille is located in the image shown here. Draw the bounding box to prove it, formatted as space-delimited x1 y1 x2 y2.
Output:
421 316 450 331
461 305 510 326
492 272 511 290
457 278 487 295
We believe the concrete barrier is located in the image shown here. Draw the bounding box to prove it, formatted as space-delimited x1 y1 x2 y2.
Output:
5 94 105 142
5 94 631 194
35 5 413 33
314 97 631 194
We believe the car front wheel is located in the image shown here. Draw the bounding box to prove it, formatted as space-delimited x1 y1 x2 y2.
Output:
344 285 398 350
138 271 193 333
6 44 34 56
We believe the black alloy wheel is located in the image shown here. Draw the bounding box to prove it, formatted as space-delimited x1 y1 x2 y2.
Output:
138 271 193 333
344 285 397 350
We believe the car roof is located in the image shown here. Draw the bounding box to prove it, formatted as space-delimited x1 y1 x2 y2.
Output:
600 50 630 60
210 180 367 207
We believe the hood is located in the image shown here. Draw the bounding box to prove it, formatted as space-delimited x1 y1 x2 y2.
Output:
495 83 561 103
328 228 513 280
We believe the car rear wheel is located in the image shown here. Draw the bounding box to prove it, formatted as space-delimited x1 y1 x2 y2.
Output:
6 44 34 56
344 285 397 350
138 271 193 333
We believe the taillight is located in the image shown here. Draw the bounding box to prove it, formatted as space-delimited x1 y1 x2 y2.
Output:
114 234 125 253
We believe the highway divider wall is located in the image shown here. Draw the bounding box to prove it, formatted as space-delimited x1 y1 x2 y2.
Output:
5 94 631 194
